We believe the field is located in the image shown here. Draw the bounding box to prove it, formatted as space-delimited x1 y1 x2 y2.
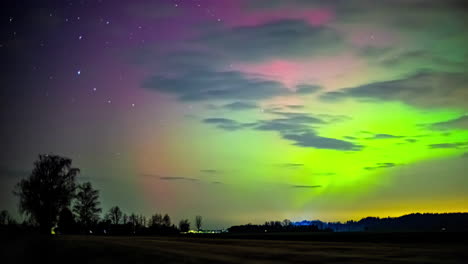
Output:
2 233 468 264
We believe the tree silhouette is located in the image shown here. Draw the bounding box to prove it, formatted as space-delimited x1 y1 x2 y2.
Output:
57 207 76 234
195 215 202 231
163 214 171 227
107 206 123 225
150 213 163 227
0 210 13 225
179 219 190 232
73 182 101 229
14 154 79 234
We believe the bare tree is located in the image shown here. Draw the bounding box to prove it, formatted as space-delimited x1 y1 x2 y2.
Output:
14 154 79 234
73 182 101 228
195 215 203 231
106 206 123 225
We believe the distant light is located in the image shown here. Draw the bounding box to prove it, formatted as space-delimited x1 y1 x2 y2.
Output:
77 70 81 75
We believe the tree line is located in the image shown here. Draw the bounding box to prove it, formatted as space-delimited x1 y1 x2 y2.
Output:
4 154 204 235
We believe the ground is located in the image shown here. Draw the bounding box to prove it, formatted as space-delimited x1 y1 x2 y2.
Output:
2 233 468 263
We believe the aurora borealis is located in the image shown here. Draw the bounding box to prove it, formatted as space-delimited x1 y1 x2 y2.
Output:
1 0 467 228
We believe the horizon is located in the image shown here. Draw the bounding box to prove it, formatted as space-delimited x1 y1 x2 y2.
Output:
1 0 468 230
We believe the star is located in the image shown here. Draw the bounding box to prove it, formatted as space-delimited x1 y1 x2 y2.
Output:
77 70 81 75
106 21 110 25
131 103 135 107
107 100 111 104
78 35 83 40
92 87 97 92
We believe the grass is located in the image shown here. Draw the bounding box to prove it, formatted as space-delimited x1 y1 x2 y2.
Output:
2 232 468 263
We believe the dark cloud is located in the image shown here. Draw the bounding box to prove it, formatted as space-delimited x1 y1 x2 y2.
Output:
144 69 290 101
405 139 418 143
198 19 343 61
429 142 468 149
430 116 468 130
364 163 397 170
320 72 468 109
368 134 405 140
203 118 255 131
283 132 362 151
223 101 258 111
203 113 360 151
159 176 199 182
286 105 304 109
291 185 322 189
295 84 321 94
254 112 324 135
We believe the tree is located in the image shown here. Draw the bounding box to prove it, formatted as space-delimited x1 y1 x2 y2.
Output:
179 219 190 232
14 154 79 234
150 213 163 227
195 215 203 231
163 214 171 227
57 207 76 234
0 210 13 225
107 206 122 225
73 182 101 228
282 219 292 227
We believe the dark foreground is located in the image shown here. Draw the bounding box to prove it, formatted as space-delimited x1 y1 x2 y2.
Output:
2 233 468 264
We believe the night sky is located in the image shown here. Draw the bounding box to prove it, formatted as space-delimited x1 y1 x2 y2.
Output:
1 0 468 229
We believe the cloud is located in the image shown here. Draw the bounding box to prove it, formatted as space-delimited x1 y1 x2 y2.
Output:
198 19 343 61
286 105 304 109
203 118 254 131
320 72 468 109
159 176 199 182
291 185 322 189
283 132 362 151
429 142 468 149
223 101 258 111
364 163 397 170
295 84 321 94
368 134 405 140
203 112 360 151
144 69 289 101
430 115 468 130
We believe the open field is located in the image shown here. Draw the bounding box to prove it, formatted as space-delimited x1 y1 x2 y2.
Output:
2 233 468 264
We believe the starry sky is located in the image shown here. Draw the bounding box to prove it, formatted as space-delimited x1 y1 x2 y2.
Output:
1 0 468 229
